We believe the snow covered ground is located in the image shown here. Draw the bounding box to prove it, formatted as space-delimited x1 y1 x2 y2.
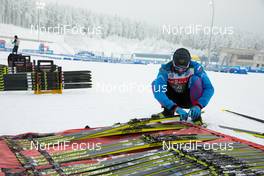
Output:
0 51 264 145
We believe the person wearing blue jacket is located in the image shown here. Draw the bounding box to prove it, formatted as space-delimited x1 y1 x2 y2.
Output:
152 48 214 125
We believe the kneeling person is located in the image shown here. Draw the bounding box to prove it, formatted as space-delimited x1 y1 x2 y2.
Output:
152 48 214 125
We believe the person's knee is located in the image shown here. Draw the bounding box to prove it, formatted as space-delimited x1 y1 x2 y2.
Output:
188 75 202 89
189 75 203 103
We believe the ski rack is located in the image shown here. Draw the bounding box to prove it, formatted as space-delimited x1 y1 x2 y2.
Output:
0 54 92 94
0 65 8 91
7 54 33 73
33 60 62 95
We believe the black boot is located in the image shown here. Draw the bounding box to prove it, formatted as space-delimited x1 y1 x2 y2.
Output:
192 116 205 126
151 107 175 119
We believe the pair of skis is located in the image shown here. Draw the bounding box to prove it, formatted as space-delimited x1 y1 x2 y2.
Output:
8 116 193 175
220 109 264 139
39 142 264 176
4 112 264 175
8 116 193 169
15 115 186 150
16 134 218 175
30 134 217 166
173 143 264 175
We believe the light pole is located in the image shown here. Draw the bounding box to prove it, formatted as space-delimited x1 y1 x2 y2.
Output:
36 1 46 42
208 0 215 65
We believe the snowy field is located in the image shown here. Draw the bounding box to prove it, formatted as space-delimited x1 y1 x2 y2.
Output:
0 52 264 145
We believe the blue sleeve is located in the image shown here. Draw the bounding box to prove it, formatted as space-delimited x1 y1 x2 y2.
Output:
196 68 214 108
152 67 175 110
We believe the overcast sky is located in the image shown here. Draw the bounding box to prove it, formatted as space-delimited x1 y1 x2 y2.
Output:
42 0 264 35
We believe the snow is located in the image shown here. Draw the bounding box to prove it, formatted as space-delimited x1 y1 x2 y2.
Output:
0 52 264 146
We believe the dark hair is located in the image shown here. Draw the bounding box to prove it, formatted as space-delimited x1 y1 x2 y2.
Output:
173 48 191 68
14 35 18 39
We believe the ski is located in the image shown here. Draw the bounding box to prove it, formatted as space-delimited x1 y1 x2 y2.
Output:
13 112 204 151
26 143 264 176
63 83 92 89
4 137 44 176
70 115 186 141
14 123 188 150
33 134 191 165
85 123 188 138
171 144 264 175
30 134 217 166
63 70 91 75
5 131 264 175
44 151 192 176
107 157 200 176
219 125 264 139
28 116 184 144
222 109 264 124
63 150 178 176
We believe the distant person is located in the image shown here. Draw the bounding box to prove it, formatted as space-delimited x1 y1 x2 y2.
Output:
12 35 20 54
151 48 214 125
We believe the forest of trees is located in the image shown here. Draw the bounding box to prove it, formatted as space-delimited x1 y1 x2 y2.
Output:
0 0 263 52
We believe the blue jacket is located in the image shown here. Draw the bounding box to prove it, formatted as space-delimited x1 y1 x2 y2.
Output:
152 61 214 110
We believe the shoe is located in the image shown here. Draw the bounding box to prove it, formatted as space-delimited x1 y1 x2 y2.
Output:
192 116 204 126
151 108 175 119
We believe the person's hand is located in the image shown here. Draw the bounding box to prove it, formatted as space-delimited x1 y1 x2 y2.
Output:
176 107 188 121
189 106 201 121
